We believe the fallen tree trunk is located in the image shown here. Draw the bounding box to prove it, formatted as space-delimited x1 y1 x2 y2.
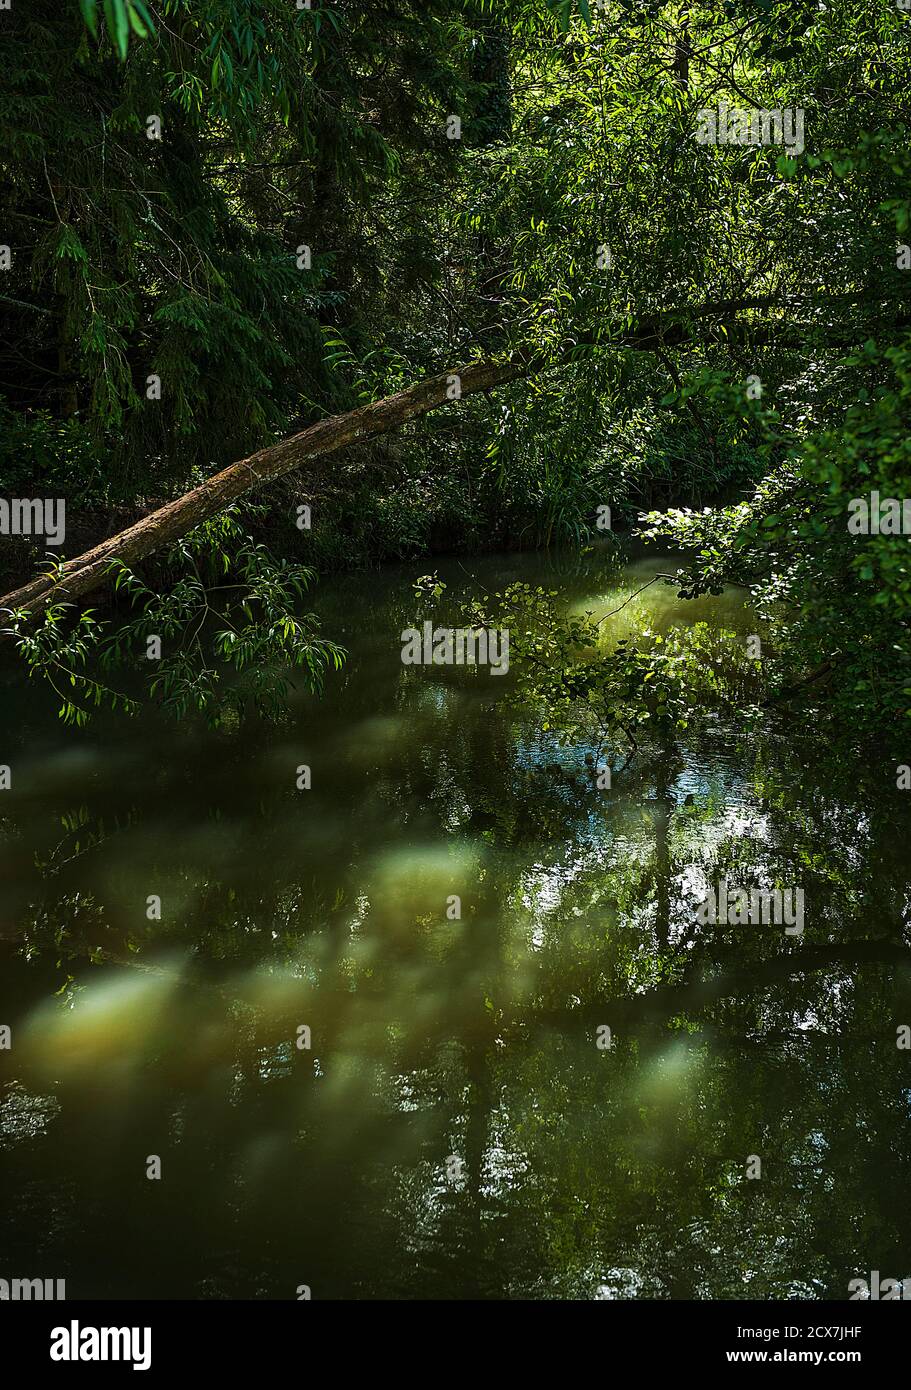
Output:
2 291 904 630
0 355 526 630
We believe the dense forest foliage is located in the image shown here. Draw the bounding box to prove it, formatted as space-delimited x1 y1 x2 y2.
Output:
1 0 910 742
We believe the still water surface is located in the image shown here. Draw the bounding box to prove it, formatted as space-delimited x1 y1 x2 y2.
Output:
1 546 909 1299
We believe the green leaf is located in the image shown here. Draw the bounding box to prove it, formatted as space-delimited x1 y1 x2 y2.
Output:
102 0 130 61
125 0 149 38
79 0 99 39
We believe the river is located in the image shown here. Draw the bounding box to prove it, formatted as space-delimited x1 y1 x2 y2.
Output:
1 544 909 1299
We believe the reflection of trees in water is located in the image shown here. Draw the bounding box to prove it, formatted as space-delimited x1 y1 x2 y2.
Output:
353 724 911 1299
3 661 911 1296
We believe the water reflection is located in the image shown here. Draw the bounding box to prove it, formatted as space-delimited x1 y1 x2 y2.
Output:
1 546 910 1299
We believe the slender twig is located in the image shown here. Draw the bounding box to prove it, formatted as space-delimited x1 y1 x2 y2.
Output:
595 574 677 625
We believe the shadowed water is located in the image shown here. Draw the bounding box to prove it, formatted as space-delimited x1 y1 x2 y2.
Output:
1 545 910 1300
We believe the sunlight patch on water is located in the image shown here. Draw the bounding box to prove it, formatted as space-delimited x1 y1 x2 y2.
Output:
19 962 187 1077
366 842 483 932
638 1038 700 1105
